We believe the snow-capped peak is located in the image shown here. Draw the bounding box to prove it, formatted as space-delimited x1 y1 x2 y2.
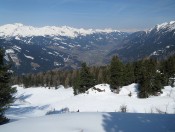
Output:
14 23 24 27
146 21 175 33
155 22 168 30
154 21 175 31
169 21 175 25
0 23 119 38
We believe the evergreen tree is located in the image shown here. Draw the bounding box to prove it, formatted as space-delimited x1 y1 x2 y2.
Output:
161 55 175 86
73 63 95 95
124 63 135 85
73 73 80 95
109 56 124 93
0 49 16 124
138 58 163 98
79 63 95 93
133 60 142 83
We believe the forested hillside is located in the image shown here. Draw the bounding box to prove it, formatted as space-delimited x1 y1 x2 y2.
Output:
12 55 175 98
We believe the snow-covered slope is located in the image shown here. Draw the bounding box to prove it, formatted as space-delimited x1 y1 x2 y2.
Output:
110 21 175 61
6 84 175 120
1 112 175 132
151 21 175 32
0 23 118 38
2 84 175 132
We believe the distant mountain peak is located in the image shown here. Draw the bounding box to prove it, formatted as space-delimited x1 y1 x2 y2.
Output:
169 21 175 24
14 23 24 26
0 23 119 38
154 21 175 31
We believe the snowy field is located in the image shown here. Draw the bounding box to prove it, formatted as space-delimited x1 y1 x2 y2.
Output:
5 83 175 119
1 84 175 132
1 112 175 132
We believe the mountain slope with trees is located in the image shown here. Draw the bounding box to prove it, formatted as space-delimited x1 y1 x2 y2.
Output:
12 55 175 98
0 21 175 74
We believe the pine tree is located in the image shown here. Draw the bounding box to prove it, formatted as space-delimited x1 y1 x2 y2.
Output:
73 63 95 95
79 63 95 93
161 56 175 86
109 56 124 93
138 58 163 98
124 63 135 85
73 73 80 95
133 60 142 83
0 49 16 124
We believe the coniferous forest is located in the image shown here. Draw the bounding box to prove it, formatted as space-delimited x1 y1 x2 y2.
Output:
11 55 175 98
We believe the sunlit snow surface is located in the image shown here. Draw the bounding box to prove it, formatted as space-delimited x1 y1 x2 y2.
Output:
1 84 175 132
5 84 175 120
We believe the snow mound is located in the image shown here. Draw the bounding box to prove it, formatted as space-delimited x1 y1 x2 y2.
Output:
119 83 138 97
161 86 175 97
87 84 111 94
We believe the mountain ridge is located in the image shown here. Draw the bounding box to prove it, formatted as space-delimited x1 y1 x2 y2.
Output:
0 21 175 74
1 21 175 38
0 23 120 38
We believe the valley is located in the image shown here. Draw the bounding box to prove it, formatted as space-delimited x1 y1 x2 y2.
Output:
1 21 175 74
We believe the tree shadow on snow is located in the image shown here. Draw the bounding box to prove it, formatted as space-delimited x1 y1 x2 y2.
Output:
6 105 50 115
17 94 33 100
102 113 175 132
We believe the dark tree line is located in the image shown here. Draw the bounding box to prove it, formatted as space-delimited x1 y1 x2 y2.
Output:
12 65 109 89
12 55 175 98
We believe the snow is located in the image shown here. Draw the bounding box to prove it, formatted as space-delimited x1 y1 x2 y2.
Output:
1 84 175 131
5 49 15 54
48 52 55 55
24 54 34 60
154 21 175 32
119 83 138 97
1 113 175 132
12 45 21 52
169 21 175 25
155 22 169 31
5 84 175 121
0 23 119 38
89 84 112 93
4 55 10 61
161 86 175 97
59 46 66 49
15 36 20 40
146 21 175 33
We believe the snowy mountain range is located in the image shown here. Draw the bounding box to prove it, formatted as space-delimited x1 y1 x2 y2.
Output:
0 21 175 74
0 23 119 38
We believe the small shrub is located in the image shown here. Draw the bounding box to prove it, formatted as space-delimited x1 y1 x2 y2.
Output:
128 92 132 97
155 108 166 114
119 105 127 113
0 116 9 125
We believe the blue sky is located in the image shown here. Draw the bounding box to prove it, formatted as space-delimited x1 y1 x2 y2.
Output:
0 0 175 31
